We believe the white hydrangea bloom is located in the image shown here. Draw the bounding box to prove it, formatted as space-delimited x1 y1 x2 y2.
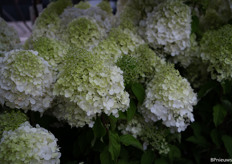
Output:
53 49 130 118
118 119 142 138
0 122 61 164
53 98 96 128
140 0 192 56
0 17 20 52
0 50 54 113
140 64 197 132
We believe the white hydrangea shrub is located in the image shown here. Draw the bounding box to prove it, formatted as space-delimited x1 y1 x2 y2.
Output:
0 50 54 113
0 122 61 164
140 64 197 132
140 0 192 56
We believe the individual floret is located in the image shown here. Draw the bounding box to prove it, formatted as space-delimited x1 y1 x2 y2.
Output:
0 122 61 164
53 98 96 128
0 110 28 138
53 48 130 118
0 50 54 113
0 17 20 52
141 0 192 56
140 63 197 132
200 24 232 82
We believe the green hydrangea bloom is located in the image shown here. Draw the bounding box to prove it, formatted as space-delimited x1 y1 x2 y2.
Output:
53 48 129 117
75 1 91 9
116 44 165 84
0 122 61 164
141 63 197 132
31 37 68 69
53 98 96 128
0 50 54 113
32 0 72 39
93 28 144 62
64 17 106 50
0 17 20 52
97 1 112 14
200 24 232 82
0 110 28 138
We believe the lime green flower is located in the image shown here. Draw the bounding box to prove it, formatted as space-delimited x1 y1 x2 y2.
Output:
75 1 91 9
200 24 232 81
0 17 20 52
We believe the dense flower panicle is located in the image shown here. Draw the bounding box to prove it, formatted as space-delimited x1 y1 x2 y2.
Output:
200 24 232 82
63 17 106 50
0 110 28 137
118 117 170 154
141 63 197 132
116 44 165 84
0 50 54 113
118 119 142 138
30 37 69 70
53 48 130 117
94 28 144 62
74 1 91 9
60 4 113 33
31 0 72 40
0 17 20 52
172 34 200 68
0 122 61 164
97 1 113 14
140 0 192 56
53 98 96 128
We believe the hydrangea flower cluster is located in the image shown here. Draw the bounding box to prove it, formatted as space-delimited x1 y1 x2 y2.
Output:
0 50 54 113
29 37 68 70
93 28 144 62
0 122 61 164
60 3 113 33
200 24 232 82
0 110 28 137
53 48 129 118
0 17 20 52
118 117 170 154
53 98 95 128
74 1 91 9
63 17 106 50
141 63 197 132
32 0 72 40
140 0 192 56
116 44 165 84
118 119 142 138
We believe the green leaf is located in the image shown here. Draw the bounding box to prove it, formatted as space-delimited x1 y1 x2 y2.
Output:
141 150 155 164
118 111 127 120
168 145 181 161
222 135 232 157
186 136 210 147
210 129 221 147
191 15 199 34
131 83 145 104
197 81 218 99
100 146 114 164
93 117 106 138
109 115 117 131
155 158 169 164
120 134 143 150
221 80 232 95
109 131 121 160
127 100 136 121
213 104 227 127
